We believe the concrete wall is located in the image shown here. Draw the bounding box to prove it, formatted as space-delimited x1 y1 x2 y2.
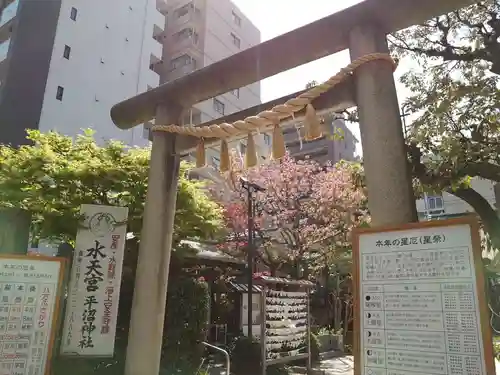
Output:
165 0 269 161
37 0 162 147
198 0 260 121
0 0 61 146
164 0 261 120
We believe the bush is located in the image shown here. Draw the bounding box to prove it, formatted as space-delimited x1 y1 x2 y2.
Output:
229 335 289 375
161 277 210 374
309 332 321 364
229 335 261 375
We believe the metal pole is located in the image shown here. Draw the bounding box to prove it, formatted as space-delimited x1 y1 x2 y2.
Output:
306 289 312 371
247 185 254 339
202 342 230 375
260 286 267 375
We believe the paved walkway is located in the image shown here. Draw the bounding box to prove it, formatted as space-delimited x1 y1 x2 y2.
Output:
313 356 353 375
313 356 500 375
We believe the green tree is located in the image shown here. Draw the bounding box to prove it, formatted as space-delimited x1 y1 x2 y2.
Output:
389 0 500 247
0 129 223 245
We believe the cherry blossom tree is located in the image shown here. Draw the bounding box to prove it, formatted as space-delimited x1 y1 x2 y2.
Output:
212 153 368 277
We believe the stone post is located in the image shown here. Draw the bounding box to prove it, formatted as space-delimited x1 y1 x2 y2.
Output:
349 24 417 226
124 106 181 375
0 208 31 254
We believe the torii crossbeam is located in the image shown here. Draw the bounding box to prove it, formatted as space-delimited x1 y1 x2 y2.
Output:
110 1 475 374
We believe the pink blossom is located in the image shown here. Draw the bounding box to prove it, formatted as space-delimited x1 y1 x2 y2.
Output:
210 153 368 270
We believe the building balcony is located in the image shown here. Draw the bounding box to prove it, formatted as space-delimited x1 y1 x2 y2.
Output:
166 35 201 57
166 63 196 81
146 68 160 87
152 8 165 31
151 35 163 61
156 0 168 15
149 53 162 76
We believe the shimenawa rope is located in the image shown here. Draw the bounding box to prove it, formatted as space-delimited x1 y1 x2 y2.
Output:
150 53 397 170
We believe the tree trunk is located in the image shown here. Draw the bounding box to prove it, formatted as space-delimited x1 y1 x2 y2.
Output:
449 187 500 249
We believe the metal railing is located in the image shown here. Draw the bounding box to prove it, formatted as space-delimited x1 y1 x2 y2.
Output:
201 341 230 375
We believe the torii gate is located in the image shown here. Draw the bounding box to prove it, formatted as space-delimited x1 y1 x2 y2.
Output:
110 1 475 374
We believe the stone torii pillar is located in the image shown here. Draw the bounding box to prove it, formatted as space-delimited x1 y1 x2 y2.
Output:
123 105 183 375
109 3 475 374
349 23 418 226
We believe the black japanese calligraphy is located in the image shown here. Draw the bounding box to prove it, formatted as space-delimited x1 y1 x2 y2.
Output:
80 295 98 349
375 234 446 247
80 240 108 349
86 240 106 259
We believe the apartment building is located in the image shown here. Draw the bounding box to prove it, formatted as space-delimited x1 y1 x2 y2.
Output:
284 115 358 164
159 0 270 167
0 0 164 147
416 177 498 220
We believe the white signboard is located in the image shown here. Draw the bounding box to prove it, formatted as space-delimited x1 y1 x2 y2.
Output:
354 218 494 375
60 204 128 357
0 255 64 375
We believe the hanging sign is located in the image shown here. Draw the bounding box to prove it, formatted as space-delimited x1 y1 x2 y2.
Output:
352 216 495 375
0 255 65 375
60 204 128 357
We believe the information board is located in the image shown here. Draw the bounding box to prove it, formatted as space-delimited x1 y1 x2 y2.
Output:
352 217 494 375
61 204 128 357
0 255 65 375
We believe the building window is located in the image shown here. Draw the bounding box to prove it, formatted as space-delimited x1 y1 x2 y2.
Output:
231 88 239 98
174 2 193 18
170 54 195 70
182 112 201 125
230 33 240 48
263 133 271 146
56 86 64 101
426 195 444 211
213 98 225 115
63 45 71 59
232 11 241 26
70 7 78 21
173 28 198 44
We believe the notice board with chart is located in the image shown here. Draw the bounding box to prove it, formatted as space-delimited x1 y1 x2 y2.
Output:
0 255 65 375
352 217 494 375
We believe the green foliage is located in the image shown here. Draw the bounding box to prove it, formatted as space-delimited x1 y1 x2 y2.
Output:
229 335 261 375
228 336 289 375
494 340 500 360
309 332 321 364
53 277 210 375
389 2 500 188
0 129 223 243
161 277 210 373
387 1 500 246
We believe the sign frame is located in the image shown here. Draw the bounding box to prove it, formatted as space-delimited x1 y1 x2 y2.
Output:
0 253 67 375
352 216 495 375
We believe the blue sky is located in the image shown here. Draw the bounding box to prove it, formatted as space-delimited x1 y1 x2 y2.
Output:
231 0 414 155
